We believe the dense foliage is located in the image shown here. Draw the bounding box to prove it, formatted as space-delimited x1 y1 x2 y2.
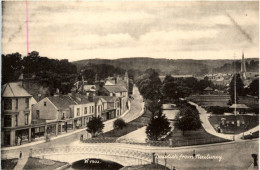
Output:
246 78 259 96
81 64 126 84
146 112 171 141
176 102 202 134
161 75 214 102
135 68 162 101
2 51 77 95
86 116 104 137
205 106 232 115
113 118 126 129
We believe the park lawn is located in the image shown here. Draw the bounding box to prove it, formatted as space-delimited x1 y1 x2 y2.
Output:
208 115 259 134
101 109 151 138
244 131 259 139
23 157 67 170
1 158 18 170
168 128 230 147
121 164 170 170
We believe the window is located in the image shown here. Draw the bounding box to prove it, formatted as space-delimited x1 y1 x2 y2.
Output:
44 102 47 106
84 107 88 114
25 114 29 125
62 113 65 119
92 106 94 113
4 99 12 110
36 110 40 119
16 99 18 110
4 115 12 127
25 98 29 109
77 108 80 116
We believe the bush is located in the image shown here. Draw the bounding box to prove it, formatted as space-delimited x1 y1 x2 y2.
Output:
86 116 104 137
113 118 126 129
206 106 232 114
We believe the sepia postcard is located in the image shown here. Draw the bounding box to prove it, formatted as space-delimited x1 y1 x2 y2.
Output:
1 1 259 170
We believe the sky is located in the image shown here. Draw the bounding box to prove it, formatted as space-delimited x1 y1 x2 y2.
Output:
1 1 259 61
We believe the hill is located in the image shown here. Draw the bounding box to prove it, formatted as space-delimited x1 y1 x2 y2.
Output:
72 57 259 75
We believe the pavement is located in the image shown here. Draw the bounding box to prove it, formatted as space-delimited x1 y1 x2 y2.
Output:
189 101 259 141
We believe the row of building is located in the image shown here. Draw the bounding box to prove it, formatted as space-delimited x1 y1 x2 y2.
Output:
1 73 130 147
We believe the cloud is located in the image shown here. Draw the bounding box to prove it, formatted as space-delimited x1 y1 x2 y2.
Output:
1 1 259 61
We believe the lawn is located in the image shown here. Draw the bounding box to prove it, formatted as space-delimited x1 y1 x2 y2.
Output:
101 109 151 138
23 157 67 170
167 127 230 147
1 158 18 170
208 115 259 134
244 131 259 139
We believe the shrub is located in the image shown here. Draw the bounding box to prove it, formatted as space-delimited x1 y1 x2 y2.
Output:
113 118 127 129
86 116 104 137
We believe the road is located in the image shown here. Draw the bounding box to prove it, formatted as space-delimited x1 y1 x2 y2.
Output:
103 85 144 132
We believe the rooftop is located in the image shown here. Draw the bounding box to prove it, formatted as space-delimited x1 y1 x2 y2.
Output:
2 82 32 97
104 85 128 93
47 95 77 109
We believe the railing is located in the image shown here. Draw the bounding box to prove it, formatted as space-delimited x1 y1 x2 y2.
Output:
82 137 230 147
30 146 152 164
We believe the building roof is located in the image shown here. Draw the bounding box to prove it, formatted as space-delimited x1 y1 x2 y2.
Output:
98 96 119 102
92 96 107 104
47 95 77 109
162 104 177 110
204 86 213 91
105 80 115 86
229 104 249 109
163 110 180 120
81 85 96 92
2 82 32 97
104 85 128 93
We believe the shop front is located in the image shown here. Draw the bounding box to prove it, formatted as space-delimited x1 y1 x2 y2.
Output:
16 128 30 145
47 124 56 136
58 122 66 133
74 118 83 129
31 126 45 141
66 119 74 131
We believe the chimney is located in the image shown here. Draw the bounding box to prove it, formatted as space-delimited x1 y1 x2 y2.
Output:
71 91 76 99
18 73 24 87
88 92 95 102
54 88 59 97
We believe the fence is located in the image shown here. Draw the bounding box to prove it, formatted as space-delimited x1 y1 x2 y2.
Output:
82 137 230 148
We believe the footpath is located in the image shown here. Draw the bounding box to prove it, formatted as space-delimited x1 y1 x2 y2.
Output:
189 101 259 141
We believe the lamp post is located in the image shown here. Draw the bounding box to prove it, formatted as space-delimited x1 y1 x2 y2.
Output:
164 152 167 170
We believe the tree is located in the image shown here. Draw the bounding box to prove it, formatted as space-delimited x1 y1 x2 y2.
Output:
2 53 23 84
176 104 201 135
113 118 126 129
146 113 171 141
229 73 245 103
86 116 104 137
247 78 259 96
